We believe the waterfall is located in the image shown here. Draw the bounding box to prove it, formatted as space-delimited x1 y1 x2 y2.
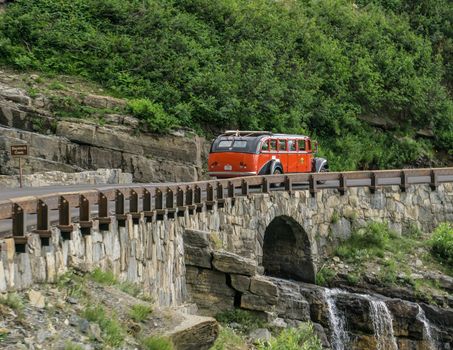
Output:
324 289 349 350
416 305 436 350
366 297 398 350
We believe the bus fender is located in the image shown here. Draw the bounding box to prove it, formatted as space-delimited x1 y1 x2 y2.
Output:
312 158 328 172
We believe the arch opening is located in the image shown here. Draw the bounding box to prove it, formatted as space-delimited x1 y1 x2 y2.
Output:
262 216 315 283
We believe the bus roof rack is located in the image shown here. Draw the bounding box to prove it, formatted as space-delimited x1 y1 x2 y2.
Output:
222 130 273 137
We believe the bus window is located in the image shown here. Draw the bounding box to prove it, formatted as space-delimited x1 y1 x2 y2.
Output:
278 140 287 151
288 140 296 152
270 140 277 151
307 140 311 152
261 140 269 152
298 139 306 151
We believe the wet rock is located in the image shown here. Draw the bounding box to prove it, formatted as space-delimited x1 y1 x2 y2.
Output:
312 323 330 349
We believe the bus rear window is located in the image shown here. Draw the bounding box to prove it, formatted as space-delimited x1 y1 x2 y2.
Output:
218 140 233 148
233 140 247 148
215 139 248 150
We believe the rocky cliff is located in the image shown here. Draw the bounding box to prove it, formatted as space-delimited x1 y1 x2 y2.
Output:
0 70 207 183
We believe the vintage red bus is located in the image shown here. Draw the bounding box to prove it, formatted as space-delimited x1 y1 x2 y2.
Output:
208 131 328 178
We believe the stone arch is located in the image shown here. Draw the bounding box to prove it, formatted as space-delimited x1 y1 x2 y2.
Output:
262 215 315 283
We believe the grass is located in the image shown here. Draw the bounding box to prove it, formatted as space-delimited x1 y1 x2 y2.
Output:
118 281 142 298
89 268 117 285
129 304 153 323
430 222 453 267
216 309 267 334
0 293 24 312
82 305 124 347
63 342 84 350
257 323 322 350
141 336 174 350
56 270 87 298
210 327 248 350
315 267 336 287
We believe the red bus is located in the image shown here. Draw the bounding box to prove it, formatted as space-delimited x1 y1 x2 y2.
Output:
208 131 328 178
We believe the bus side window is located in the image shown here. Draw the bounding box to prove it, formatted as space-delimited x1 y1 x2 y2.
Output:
298 139 306 152
307 140 311 152
270 139 277 151
278 140 287 151
261 140 269 152
288 140 296 152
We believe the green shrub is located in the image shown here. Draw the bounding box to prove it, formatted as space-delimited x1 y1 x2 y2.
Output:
0 293 24 312
127 98 177 133
141 336 174 350
216 309 266 334
315 267 336 287
257 323 322 350
362 222 394 249
430 223 453 266
118 281 142 298
82 305 124 346
129 304 153 322
89 268 117 285
210 327 248 350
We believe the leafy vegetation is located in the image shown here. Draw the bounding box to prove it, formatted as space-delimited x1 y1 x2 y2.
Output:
89 268 117 285
257 323 322 350
430 222 453 267
129 304 153 322
315 266 337 287
216 308 266 334
82 304 124 346
210 327 248 350
0 293 24 313
63 342 84 350
0 0 451 169
141 335 174 350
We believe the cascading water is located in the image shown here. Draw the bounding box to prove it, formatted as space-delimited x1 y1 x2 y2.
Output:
416 305 436 350
365 296 398 350
323 289 349 350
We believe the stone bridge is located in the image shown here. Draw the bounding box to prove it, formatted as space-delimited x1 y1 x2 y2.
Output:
0 168 452 308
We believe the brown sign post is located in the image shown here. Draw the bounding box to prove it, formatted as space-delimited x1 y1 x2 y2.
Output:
11 145 28 188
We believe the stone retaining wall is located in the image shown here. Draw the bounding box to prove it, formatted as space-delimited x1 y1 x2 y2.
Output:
0 216 187 307
0 169 132 188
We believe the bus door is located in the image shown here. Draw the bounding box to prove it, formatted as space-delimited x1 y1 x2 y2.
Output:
286 139 298 173
277 139 288 172
297 139 311 172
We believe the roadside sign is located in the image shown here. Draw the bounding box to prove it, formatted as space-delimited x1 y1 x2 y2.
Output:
11 145 28 157
10 144 28 188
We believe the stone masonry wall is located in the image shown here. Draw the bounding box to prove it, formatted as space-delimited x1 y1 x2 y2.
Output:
0 216 187 307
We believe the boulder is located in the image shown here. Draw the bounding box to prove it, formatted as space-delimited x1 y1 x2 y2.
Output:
230 274 251 293
212 251 257 276
185 266 235 316
166 314 219 350
250 276 278 299
248 328 271 344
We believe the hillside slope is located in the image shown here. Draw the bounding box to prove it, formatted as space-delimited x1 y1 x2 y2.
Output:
0 0 451 170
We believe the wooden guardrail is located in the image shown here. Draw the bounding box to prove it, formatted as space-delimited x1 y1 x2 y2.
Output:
0 168 452 248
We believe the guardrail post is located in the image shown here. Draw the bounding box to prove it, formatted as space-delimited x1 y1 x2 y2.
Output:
370 173 378 194
12 203 26 252
262 177 269 193
339 174 347 195
185 185 194 215
143 189 153 222
166 187 175 219
206 183 214 210
400 171 408 192
309 174 318 197
430 170 438 191
129 190 140 225
115 190 126 227
284 176 292 192
79 195 92 236
97 192 111 231
194 185 203 213
176 187 185 217
35 200 51 246
216 182 225 208
155 188 164 220
241 179 249 196
58 196 72 240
